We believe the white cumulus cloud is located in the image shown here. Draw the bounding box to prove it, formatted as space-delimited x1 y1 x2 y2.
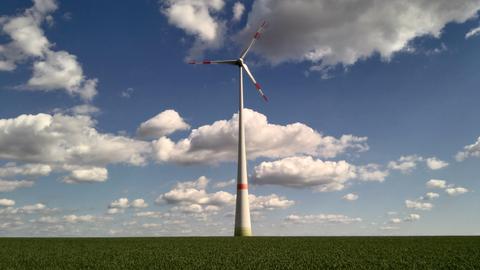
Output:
107 197 149 213
135 211 164 218
106 208 124 215
0 179 34 192
131 199 149 208
285 214 362 224
63 214 95 223
445 187 468 196
162 0 225 57
389 155 448 173
0 0 99 101
404 213 421 222
426 179 447 189
152 109 368 165
62 167 108 184
68 104 100 116
342 193 359 201
27 51 98 101
405 199 433 211
456 137 480 161
156 176 294 214
252 156 387 192
249 194 294 211
387 213 421 224
109 198 129 209
389 218 402 224
213 179 235 189
424 192 439 200
232 2 245 21
425 157 449 170
466 26 480 39
0 198 15 207
239 0 480 68
0 113 151 184
137 110 190 139
156 176 234 208
109 198 130 209
0 163 51 178
17 203 48 214
388 155 423 174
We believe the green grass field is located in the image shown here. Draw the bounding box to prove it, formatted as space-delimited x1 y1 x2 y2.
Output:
0 237 479 269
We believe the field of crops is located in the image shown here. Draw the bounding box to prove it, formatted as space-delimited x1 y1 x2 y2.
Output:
0 236 479 269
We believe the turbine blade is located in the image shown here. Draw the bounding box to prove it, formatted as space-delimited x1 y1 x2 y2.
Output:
188 59 237 65
239 21 268 59
242 64 268 102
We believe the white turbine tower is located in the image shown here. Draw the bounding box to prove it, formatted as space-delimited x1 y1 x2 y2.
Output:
189 22 269 236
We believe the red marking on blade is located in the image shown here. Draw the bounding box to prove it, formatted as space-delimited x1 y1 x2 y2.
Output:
262 95 269 102
254 32 261 39
203 60 211 64
237 183 248 190
261 21 267 27
255 83 261 90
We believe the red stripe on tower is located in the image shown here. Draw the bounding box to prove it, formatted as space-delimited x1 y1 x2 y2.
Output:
203 60 211 64
254 32 261 39
237 183 248 190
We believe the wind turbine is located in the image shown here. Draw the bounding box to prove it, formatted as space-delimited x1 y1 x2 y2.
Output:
189 22 269 236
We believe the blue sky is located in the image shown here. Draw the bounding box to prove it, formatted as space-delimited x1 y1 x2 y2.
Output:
0 0 480 236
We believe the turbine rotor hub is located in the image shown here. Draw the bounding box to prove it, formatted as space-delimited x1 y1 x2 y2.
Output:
237 58 244 66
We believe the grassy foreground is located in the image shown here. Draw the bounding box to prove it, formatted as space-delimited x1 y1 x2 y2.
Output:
0 237 479 269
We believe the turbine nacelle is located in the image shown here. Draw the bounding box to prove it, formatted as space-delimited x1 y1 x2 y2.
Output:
188 21 269 102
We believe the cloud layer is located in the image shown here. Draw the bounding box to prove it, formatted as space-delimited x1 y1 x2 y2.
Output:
252 156 387 192
388 155 448 173
162 0 226 57
108 198 149 214
456 137 480 161
0 180 34 192
0 113 150 166
163 0 480 69
0 108 369 188
0 0 98 100
285 214 362 224
405 200 433 211
0 113 151 186
155 176 294 215
152 109 368 165
239 0 480 67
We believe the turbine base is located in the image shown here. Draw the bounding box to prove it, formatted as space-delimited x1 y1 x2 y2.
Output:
234 227 252 237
